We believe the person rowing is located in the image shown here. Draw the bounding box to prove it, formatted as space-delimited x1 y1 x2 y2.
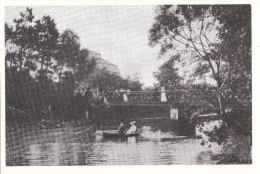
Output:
118 122 126 135
126 121 137 134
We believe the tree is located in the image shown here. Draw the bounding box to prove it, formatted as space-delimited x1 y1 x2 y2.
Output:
6 7 37 72
88 71 124 93
149 6 252 163
5 7 83 123
34 15 59 77
5 7 60 78
55 29 81 81
5 23 16 70
211 5 251 104
154 54 182 89
212 5 251 74
127 80 143 91
74 49 96 82
5 23 13 43
149 5 251 114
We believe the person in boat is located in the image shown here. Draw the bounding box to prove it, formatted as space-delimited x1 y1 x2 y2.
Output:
126 121 137 134
118 122 126 135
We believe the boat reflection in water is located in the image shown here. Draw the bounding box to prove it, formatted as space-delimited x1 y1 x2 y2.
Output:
126 137 137 144
6 126 223 166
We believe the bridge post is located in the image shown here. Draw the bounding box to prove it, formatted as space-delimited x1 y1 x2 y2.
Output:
123 90 129 102
161 87 167 102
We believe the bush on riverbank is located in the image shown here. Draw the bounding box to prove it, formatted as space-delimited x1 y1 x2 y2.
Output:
200 105 252 164
211 131 251 164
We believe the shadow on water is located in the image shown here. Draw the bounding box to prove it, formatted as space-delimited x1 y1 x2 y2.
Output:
6 125 223 166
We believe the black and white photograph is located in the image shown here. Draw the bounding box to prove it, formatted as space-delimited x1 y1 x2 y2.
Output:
1 2 259 172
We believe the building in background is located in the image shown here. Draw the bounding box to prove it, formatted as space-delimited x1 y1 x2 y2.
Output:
75 50 121 94
88 50 120 75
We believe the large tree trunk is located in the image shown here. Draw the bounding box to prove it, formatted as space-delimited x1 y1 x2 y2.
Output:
216 79 225 115
46 59 50 76
40 57 44 71
217 90 225 115
19 52 23 71
19 59 22 71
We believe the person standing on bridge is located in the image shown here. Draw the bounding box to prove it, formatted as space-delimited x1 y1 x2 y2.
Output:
126 121 137 134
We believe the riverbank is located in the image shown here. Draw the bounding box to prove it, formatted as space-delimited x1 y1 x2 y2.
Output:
211 133 252 164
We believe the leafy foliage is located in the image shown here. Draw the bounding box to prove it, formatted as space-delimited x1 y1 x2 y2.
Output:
149 5 251 164
149 5 251 114
87 71 143 93
154 54 182 89
55 29 81 78
5 7 144 128
74 49 96 82
6 7 36 72
34 15 59 75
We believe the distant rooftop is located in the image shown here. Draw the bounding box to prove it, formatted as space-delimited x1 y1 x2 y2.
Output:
87 50 120 75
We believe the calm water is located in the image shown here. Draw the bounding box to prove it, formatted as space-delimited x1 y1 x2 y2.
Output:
6 127 222 166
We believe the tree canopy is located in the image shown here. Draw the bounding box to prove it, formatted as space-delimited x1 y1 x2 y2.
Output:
149 5 251 113
154 54 182 89
5 7 144 124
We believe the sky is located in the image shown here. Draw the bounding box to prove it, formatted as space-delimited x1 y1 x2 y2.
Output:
5 6 166 87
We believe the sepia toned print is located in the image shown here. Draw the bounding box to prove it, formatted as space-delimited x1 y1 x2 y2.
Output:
5 5 251 166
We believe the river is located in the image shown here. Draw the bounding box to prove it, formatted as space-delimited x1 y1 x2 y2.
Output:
6 126 222 166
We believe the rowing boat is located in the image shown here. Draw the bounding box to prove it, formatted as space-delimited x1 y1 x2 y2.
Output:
102 132 141 138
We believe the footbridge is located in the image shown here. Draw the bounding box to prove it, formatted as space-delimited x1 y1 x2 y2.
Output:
92 88 218 134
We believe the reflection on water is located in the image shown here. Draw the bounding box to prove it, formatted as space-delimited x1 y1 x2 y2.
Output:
6 127 222 166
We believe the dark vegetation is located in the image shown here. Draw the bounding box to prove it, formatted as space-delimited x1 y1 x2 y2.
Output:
5 7 143 130
149 5 251 164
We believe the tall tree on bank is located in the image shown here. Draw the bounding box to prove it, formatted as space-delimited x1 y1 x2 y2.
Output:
74 49 96 82
5 8 60 78
55 29 81 81
149 5 251 114
34 15 59 77
55 31 96 84
6 7 36 72
211 5 251 104
154 54 182 90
